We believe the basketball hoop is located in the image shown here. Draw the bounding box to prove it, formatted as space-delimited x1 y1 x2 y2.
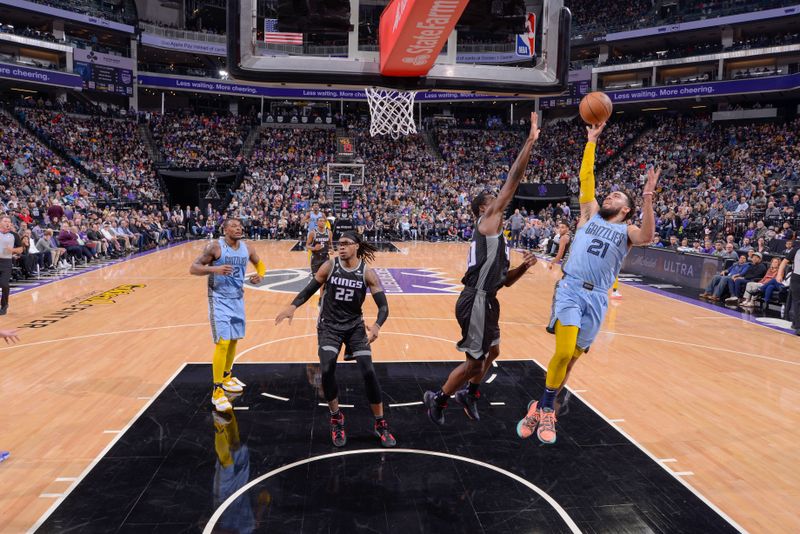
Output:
365 87 418 139
340 177 351 193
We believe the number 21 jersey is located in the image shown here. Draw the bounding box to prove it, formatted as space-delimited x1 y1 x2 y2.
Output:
319 257 367 329
562 213 629 292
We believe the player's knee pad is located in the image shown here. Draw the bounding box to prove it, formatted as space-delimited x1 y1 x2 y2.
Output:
216 339 231 351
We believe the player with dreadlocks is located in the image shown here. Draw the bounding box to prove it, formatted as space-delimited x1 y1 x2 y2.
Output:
275 232 395 448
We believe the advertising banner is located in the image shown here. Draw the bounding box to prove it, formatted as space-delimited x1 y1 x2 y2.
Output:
0 62 82 89
137 74 520 101
606 74 800 104
379 0 470 76
623 247 724 289
140 33 227 57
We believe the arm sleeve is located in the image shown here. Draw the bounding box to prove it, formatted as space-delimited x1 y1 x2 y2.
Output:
372 291 389 326
291 278 322 308
255 259 266 277
579 142 597 204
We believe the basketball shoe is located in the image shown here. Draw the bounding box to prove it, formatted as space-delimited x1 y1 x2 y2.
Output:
516 400 540 439
222 373 245 393
454 389 480 420
374 419 396 448
212 386 232 412
536 407 558 444
330 412 346 447
423 391 446 425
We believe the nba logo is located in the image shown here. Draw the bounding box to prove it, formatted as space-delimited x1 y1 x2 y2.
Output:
515 13 535 57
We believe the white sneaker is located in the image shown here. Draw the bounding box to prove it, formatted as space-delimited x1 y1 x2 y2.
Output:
222 376 245 393
611 290 622 299
212 390 232 412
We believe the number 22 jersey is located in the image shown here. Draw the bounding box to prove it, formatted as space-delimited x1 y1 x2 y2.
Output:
319 257 368 330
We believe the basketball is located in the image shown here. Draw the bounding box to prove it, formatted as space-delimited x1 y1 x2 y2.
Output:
579 92 613 125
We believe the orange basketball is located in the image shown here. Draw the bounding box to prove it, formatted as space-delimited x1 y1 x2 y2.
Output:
579 92 613 125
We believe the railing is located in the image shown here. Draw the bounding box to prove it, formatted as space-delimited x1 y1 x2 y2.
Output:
598 39 800 70
18 0 136 25
0 53 65 71
258 41 515 57
256 42 347 57
573 0 797 39
138 22 226 43
456 42 515 53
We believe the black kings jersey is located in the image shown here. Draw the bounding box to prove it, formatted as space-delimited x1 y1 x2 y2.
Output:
310 229 331 260
462 219 510 294
319 257 367 329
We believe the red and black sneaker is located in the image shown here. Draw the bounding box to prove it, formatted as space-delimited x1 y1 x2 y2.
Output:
455 389 480 421
374 419 397 448
330 412 346 447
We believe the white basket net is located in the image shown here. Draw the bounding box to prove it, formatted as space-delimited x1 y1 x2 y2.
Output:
365 87 418 139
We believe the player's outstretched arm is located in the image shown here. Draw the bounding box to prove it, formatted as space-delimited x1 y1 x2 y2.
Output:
628 167 660 246
577 123 605 228
504 251 537 287
189 241 228 276
275 260 331 325
480 112 540 233
365 268 388 343
249 248 266 285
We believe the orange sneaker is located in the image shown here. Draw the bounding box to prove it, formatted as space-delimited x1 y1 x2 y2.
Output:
516 400 540 439
536 407 558 444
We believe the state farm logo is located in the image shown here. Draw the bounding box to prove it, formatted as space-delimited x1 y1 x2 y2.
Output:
402 54 430 65
87 51 98 63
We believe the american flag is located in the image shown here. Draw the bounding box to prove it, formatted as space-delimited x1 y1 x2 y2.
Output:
264 18 303 45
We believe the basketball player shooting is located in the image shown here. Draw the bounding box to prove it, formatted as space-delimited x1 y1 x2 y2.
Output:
423 113 540 425
275 231 395 448
190 218 266 412
517 122 660 444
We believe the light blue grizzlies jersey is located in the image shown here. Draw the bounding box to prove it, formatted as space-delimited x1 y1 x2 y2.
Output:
208 238 249 299
562 214 629 291
307 210 324 231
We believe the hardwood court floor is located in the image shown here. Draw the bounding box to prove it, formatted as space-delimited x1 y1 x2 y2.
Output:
1 240 798 533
